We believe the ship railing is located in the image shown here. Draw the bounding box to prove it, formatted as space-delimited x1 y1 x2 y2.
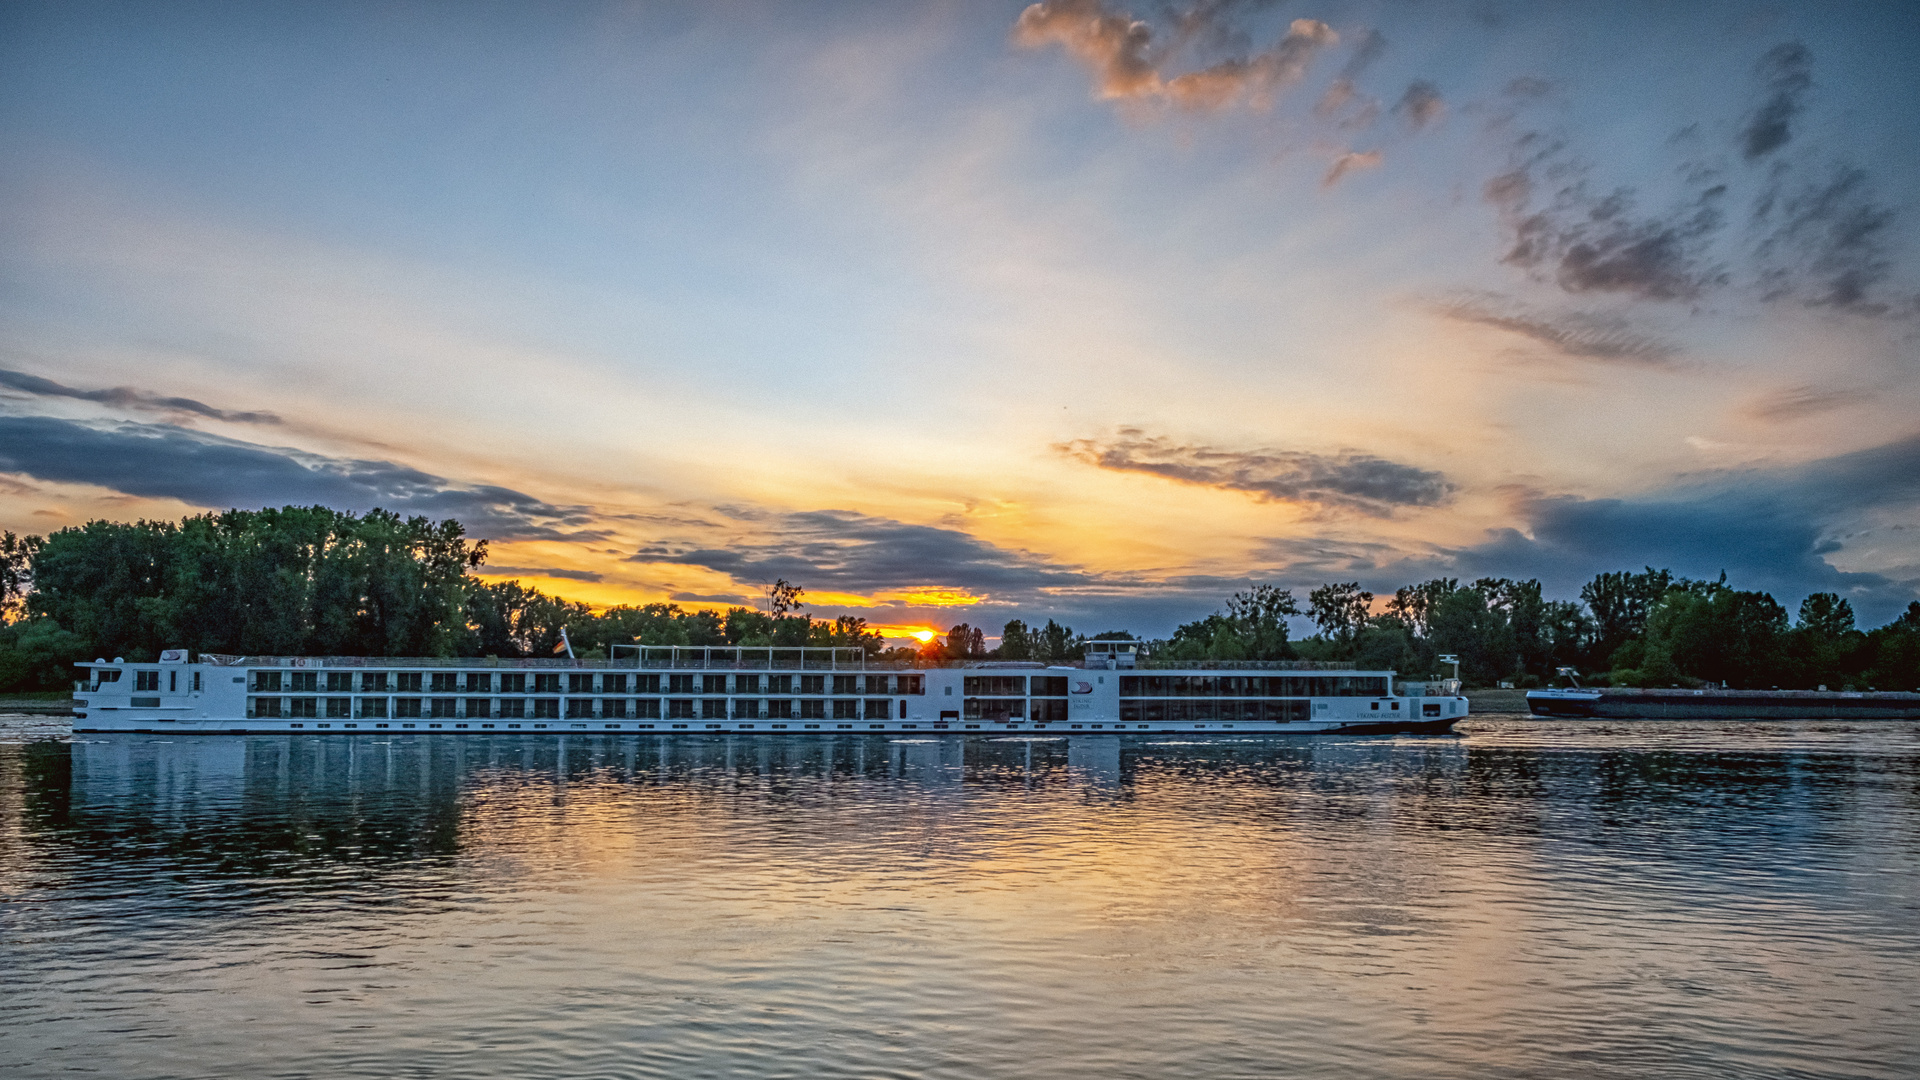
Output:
1130 660 1358 670
187 653 1365 673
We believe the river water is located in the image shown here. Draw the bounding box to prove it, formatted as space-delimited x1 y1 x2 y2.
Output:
2 716 1916 1079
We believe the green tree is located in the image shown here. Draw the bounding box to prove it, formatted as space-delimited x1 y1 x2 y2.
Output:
1224 584 1299 660
0 618 88 692
1580 567 1674 667
1634 586 1789 688
1036 619 1077 664
1386 578 1457 637
31 507 484 659
764 579 806 618
1797 593 1856 637
1162 613 1234 661
1858 602 1920 691
1307 582 1373 644
1427 588 1513 686
997 619 1032 661
0 531 42 622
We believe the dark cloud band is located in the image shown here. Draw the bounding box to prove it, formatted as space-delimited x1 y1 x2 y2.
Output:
633 508 1094 596
0 415 604 542
1060 429 1452 515
0 368 280 424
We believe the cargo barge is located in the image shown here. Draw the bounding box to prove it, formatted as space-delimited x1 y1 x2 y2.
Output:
1526 686 1920 720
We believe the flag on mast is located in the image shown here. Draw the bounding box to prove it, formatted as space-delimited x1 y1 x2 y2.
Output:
556 626 575 659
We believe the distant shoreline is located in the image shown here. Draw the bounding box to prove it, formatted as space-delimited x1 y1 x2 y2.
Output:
0 696 74 716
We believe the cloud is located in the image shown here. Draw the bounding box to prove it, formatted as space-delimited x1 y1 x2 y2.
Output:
1752 166 1899 312
1741 384 1872 421
0 367 281 424
1435 293 1680 366
1343 434 1920 625
474 565 606 583
1011 0 1157 99
1392 80 1443 131
632 508 1096 597
670 592 755 604
1484 44 1909 314
0 415 605 542
1485 163 1730 302
1741 43 1812 161
1014 1 1336 111
1323 149 1383 187
1504 76 1553 99
1315 27 1385 120
1059 428 1453 515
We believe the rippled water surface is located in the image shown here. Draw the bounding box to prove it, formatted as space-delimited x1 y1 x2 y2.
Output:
3 717 1917 1079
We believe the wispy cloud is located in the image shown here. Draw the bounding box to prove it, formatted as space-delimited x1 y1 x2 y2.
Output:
1741 42 1812 161
1392 80 1443 131
1315 27 1385 123
1323 150 1382 188
1753 165 1900 312
1742 384 1872 421
1485 41 1909 315
0 367 281 424
1434 293 1681 366
1485 163 1730 302
1059 428 1452 515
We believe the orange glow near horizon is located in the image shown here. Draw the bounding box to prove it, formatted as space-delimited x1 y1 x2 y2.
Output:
890 587 988 607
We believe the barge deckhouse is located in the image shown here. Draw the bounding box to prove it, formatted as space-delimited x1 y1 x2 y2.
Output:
74 642 1464 736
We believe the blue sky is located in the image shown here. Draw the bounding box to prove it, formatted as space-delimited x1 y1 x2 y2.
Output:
2 0 1917 637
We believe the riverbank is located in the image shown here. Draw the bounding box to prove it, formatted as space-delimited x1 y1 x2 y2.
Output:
0 694 74 716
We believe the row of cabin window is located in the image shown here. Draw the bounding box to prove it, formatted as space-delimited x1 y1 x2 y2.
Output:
126 670 201 692
247 671 927 695
1117 676 1391 697
247 697 904 721
963 699 1070 722
962 676 1071 696
1119 700 1315 723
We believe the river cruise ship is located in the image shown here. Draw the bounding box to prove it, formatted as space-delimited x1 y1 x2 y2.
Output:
73 642 1465 736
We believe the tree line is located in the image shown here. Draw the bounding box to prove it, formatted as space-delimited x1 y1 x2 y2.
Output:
1138 571 1920 692
0 508 891 691
1 507 1917 693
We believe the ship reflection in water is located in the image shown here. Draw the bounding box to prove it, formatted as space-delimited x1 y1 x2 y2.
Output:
3 721 1917 1079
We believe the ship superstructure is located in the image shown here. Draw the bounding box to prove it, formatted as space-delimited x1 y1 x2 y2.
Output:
73 642 1464 736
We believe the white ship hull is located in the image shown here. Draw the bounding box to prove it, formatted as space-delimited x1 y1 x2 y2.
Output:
73 647 1466 737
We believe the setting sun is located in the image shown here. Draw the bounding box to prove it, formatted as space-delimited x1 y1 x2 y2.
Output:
911 630 936 643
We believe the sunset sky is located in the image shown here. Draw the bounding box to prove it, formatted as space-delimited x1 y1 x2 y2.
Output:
2 0 1916 641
